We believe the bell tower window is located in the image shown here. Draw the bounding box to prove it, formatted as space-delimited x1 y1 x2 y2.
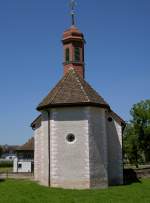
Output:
65 48 70 63
74 47 80 62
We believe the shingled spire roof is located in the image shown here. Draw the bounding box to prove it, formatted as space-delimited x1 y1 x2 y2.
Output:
37 68 110 111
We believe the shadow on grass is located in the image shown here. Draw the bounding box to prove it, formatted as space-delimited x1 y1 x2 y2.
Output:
124 169 141 185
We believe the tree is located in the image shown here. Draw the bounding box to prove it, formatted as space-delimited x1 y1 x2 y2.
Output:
123 124 142 167
130 100 150 162
0 145 3 158
123 100 150 167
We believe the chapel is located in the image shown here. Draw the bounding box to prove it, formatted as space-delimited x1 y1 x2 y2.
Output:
31 3 125 189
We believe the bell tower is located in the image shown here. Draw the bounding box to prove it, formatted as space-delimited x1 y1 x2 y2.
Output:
62 0 85 78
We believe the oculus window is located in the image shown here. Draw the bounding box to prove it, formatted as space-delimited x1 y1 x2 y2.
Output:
108 117 113 122
66 134 75 143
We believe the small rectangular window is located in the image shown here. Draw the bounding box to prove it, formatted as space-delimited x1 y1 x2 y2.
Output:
65 48 70 63
74 47 80 62
18 163 22 168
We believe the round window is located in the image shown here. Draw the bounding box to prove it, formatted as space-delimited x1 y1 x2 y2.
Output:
66 134 75 143
108 117 113 122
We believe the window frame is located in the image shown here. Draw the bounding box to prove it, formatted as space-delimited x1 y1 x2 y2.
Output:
18 163 22 169
74 47 80 62
66 133 76 143
65 48 70 63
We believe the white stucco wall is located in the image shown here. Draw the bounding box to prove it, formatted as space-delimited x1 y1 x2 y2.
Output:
50 107 90 189
13 158 33 173
34 126 42 181
40 112 49 186
106 113 123 185
34 106 123 188
87 107 108 188
34 112 49 186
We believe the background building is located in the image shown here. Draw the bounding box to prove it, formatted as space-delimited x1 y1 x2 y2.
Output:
13 137 34 173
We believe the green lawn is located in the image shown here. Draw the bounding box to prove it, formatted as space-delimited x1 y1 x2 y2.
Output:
0 179 150 203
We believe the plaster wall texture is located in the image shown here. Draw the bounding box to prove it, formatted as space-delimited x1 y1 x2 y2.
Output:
17 161 32 173
39 112 49 186
13 158 32 173
33 106 123 188
34 112 49 186
50 107 90 189
87 107 108 188
106 114 123 185
34 127 42 181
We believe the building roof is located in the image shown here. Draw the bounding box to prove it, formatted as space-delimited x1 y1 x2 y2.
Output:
62 26 85 43
37 68 110 111
17 137 34 151
110 110 126 127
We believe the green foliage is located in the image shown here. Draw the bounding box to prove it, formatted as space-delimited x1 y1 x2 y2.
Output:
0 160 13 168
123 124 142 167
0 167 12 173
0 179 150 203
0 145 3 158
131 100 150 157
124 99 150 167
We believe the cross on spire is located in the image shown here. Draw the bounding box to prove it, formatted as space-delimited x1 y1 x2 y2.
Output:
70 0 76 26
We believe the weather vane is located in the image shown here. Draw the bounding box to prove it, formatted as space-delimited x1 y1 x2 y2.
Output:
70 0 77 26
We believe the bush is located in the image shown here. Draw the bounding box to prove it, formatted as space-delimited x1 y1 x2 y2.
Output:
0 160 13 168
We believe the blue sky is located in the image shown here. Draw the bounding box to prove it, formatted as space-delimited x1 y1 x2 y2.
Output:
0 0 150 145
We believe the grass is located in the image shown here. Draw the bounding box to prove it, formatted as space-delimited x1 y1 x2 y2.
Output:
0 179 150 203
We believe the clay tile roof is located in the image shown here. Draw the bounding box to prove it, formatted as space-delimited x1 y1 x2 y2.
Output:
37 68 110 111
17 137 34 151
110 111 126 127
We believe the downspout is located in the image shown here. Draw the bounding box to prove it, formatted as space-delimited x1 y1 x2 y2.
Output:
122 122 126 184
46 110 51 187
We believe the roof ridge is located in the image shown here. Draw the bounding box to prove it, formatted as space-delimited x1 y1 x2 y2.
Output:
72 70 90 102
50 70 72 104
78 74 108 105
